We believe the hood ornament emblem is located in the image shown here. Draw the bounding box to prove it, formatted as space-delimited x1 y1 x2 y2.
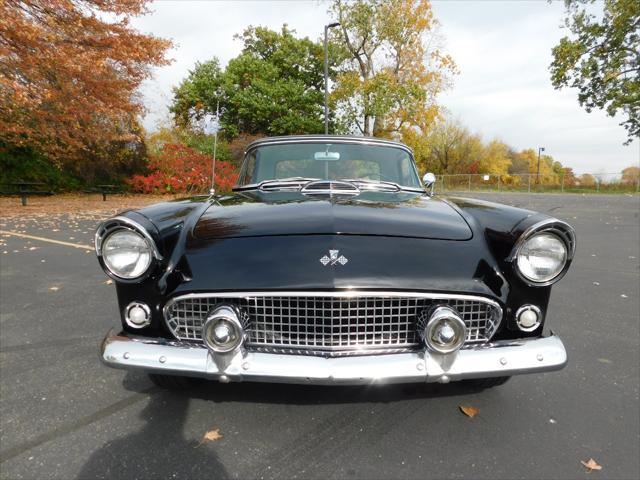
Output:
320 249 348 266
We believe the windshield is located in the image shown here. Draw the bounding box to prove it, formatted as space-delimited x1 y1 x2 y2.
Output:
237 142 422 189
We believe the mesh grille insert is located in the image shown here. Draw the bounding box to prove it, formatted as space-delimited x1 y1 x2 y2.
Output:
164 293 502 356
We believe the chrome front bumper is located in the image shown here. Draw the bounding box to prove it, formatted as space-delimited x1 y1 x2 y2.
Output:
100 329 568 385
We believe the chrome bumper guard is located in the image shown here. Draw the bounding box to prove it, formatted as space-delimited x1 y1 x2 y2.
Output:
100 329 567 385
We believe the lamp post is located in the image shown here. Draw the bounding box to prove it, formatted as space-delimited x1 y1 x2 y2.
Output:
536 147 545 185
324 22 340 135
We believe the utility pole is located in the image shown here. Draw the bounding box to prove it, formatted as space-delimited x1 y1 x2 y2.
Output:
324 22 340 135
536 147 545 185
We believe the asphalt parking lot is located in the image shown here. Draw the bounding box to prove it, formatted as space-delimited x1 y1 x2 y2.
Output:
1 192 639 480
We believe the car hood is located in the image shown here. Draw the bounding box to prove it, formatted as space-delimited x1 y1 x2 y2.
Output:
193 190 472 241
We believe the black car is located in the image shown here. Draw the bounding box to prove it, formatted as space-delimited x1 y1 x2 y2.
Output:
97 135 574 389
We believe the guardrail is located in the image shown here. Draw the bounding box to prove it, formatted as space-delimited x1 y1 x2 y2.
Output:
433 173 640 194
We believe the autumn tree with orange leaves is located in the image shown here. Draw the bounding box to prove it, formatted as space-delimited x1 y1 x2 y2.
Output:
329 0 456 138
0 0 171 175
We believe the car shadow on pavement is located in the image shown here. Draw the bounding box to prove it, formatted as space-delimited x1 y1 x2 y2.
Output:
76 383 229 480
123 372 491 406
75 373 493 479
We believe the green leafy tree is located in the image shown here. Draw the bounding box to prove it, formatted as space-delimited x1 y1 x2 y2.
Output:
550 0 639 144
170 26 333 137
171 59 225 127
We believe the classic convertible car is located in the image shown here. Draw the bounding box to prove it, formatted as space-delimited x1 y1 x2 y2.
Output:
97 135 575 389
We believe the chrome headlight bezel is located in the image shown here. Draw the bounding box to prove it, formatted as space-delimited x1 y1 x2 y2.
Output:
509 219 576 287
95 216 163 282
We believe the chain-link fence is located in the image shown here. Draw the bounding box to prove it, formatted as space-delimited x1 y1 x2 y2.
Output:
433 173 640 194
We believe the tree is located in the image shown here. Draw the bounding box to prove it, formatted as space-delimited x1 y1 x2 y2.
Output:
409 114 571 183
516 149 557 182
621 165 640 184
171 59 225 128
329 0 456 137
0 0 171 166
170 26 332 137
507 148 529 175
479 140 512 176
418 118 482 174
550 0 639 144
80 117 148 183
578 173 597 187
562 167 577 186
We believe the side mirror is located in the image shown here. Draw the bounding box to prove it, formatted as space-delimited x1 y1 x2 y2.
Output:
423 172 436 190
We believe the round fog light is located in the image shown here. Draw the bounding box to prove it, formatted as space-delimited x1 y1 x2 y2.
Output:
124 302 151 328
516 305 542 332
424 306 466 354
202 305 244 353
213 323 233 343
435 323 456 344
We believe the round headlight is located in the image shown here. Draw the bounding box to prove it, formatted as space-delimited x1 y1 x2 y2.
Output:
102 229 152 279
516 232 567 283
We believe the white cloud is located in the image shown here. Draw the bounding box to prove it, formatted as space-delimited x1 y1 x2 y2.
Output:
132 0 638 173
433 0 638 173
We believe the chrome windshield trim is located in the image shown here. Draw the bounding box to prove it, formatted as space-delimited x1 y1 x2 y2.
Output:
245 136 414 155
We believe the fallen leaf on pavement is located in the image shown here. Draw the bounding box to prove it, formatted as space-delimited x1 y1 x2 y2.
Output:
103 279 113 285
581 458 602 472
459 405 479 418
49 286 60 291
197 428 223 447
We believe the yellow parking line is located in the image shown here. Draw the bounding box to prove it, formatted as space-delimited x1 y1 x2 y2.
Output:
0 230 93 251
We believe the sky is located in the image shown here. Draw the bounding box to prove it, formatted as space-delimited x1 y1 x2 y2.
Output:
131 0 639 174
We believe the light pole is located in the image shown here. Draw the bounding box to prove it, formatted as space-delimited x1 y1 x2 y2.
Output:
324 22 340 135
536 146 545 185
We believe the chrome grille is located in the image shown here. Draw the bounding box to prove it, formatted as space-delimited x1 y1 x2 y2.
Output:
164 292 502 355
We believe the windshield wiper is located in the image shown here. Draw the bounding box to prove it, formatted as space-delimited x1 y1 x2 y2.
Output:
233 177 320 192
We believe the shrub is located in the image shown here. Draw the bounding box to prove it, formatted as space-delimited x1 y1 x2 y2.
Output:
128 143 237 194
0 142 84 191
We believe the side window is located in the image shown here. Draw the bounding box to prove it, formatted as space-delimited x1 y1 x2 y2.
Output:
397 156 419 187
399 157 410 184
241 150 257 184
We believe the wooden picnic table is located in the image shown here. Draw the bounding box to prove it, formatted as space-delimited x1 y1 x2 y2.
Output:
85 184 120 201
1 182 53 206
